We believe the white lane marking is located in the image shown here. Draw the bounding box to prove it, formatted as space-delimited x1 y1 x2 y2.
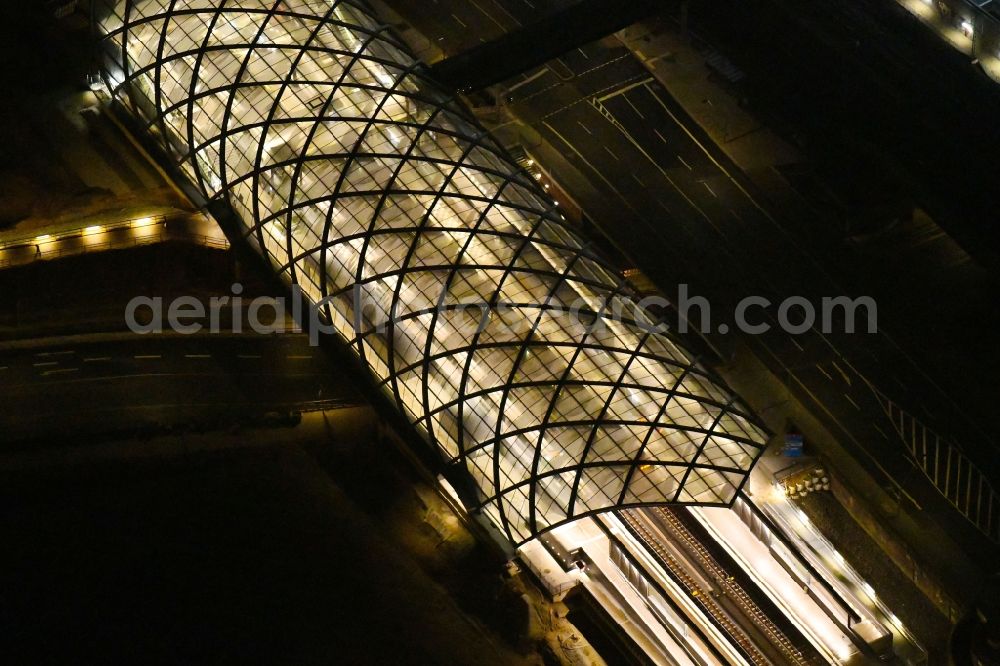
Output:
603 146 620 161
451 13 467 28
538 72 645 119
0 366 8 371
470 0 513 30
632 173 645 187
577 121 592 135
522 81 563 104
83 357 112 362
185 354 211 359
645 81 794 228
653 128 667 144
587 99 718 233
541 121 644 221
43 368 79 376
33 362 58 367
623 93 645 119
831 361 852 385
506 68 548 94
816 365 834 381
844 393 862 411
677 155 692 170
701 181 718 198
595 75 654 102
134 355 161 360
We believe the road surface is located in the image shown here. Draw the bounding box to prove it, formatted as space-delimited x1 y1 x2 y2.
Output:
0 333 360 443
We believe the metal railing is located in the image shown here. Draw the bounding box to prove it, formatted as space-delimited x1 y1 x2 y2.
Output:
868 381 1000 544
0 214 228 269
1 213 167 248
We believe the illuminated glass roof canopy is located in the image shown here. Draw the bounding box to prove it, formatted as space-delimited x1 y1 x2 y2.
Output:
95 0 768 544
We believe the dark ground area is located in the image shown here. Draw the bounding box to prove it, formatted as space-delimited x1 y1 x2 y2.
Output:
0 3 96 226
0 3 182 230
687 0 1000 268
0 233 550 664
0 431 535 665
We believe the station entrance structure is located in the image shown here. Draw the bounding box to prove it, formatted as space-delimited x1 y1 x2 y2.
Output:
94 0 768 544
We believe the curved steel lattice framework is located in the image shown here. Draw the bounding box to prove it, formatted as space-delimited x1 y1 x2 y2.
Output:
95 0 768 544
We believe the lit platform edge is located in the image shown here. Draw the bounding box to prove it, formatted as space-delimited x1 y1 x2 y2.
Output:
515 492 924 665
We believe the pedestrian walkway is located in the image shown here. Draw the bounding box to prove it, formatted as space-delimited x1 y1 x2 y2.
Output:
0 209 228 270
894 0 1000 84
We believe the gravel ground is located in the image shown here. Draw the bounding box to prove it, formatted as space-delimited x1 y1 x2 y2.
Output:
799 492 952 663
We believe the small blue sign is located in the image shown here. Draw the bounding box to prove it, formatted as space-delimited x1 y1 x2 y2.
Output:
783 433 804 457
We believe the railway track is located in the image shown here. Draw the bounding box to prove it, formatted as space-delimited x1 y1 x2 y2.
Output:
619 510 771 666
654 507 811 665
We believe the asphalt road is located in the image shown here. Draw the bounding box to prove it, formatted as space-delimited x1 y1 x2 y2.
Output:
0 333 360 444
385 0 1000 553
